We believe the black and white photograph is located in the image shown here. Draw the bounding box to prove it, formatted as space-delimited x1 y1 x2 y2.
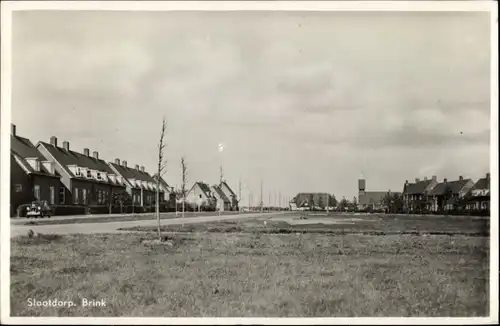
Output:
0 1 498 324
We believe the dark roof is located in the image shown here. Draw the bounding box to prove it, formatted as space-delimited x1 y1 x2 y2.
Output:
466 176 490 198
37 141 125 186
358 191 389 205
471 177 490 191
109 163 158 190
404 179 435 195
429 179 473 196
152 174 170 189
212 185 231 203
11 136 57 177
109 163 155 183
39 141 115 175
196 182 213 198
220 181 236 197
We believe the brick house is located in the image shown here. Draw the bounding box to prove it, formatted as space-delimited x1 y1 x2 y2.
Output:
465 173 490 211
108 159 164 209
185 182 217 211
428 176 475 212
36 137 127 208
10 124 61 216
402 176 438 213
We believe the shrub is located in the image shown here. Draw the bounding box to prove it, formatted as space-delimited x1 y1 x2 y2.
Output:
52 205 87 216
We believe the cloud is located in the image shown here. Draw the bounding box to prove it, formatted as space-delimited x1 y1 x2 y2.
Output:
11 10 492 198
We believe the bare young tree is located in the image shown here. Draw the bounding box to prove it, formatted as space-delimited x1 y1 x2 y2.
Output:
181 157 188 218
156 118 167 241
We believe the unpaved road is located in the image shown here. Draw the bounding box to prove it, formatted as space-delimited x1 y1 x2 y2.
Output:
10 212 283 238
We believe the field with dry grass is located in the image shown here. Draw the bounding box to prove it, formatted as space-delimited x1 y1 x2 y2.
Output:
10 216 489 317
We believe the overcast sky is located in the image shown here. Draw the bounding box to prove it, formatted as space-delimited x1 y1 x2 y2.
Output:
12 10 491 203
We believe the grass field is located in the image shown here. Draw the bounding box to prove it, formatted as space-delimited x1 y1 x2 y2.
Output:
121 213 490 237
10 214 489 317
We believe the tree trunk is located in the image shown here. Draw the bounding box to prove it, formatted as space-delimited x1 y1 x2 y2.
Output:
156 180 161 241
182 197 185 218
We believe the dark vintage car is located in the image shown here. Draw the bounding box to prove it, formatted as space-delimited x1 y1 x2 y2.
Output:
26 200 53 218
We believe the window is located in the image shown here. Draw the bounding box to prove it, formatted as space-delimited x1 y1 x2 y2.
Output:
86 170 91 178
14 184 22 192
97 172 102 180
33 185 41 200
74 187 79 204
49 186 55 205
59 187 65 204
76 168 81 176
82 189 87 204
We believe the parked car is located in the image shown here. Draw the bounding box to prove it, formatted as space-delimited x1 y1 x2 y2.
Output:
26 200 53 218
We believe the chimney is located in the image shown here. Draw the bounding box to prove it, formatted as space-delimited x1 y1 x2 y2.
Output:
135 164 140 171
11 124 16 136
50 136 58 147
444 178 448 183
83 148 90 156
114 158 120 165
122 160 127 167
63 141 69 151
415 178 420 183
459 176 463 181
405 180 408 184
93 151 99 160
432 175 437 181
140 165 145 172
424 177 428 181
486 173 490 179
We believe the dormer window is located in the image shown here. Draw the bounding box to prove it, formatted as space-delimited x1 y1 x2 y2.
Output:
86 169 91 178
97 172 102 180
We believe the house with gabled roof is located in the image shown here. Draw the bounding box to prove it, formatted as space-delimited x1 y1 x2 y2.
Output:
36 135 127 208
108 159 164 208
218 181 239 211
10 124 61 215
152 173 174 203
290 193 336 211
185 181 217 211
464 173 490 211
428 176 475 212
211 184 231 211
402 176 438 212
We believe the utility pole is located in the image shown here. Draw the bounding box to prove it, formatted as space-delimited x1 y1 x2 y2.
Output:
220 165 224 184
260 179 263 213
279 191 281 212
238 178 241 214
268 191 271 211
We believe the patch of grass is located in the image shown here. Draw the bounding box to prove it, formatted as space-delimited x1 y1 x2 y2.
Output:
11 231 489 317
119 215 490 237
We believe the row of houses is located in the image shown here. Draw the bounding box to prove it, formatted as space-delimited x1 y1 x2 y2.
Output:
357 174 490 213
10 124 239 216
401 174 490 213
288 173 490 214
